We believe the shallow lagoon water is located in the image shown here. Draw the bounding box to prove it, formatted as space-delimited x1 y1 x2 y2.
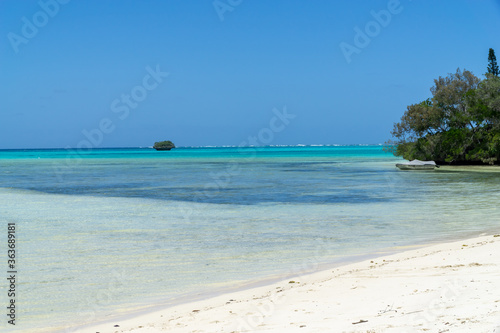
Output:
0 146 499 332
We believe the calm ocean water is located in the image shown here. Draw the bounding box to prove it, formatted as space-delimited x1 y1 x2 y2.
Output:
1 145 499 332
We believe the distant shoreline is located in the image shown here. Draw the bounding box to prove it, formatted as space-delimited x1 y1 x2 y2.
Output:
0 144 386 151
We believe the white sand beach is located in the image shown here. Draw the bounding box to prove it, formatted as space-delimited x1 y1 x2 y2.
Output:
78 234 500 333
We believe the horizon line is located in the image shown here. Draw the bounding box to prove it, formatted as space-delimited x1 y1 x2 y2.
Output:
0 143 387 151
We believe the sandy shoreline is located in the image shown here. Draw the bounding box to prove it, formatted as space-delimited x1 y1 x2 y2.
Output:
72 234 500 333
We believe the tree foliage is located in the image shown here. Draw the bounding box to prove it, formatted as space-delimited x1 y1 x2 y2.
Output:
386 68 500 165
488 48 499 77
153 140 175 150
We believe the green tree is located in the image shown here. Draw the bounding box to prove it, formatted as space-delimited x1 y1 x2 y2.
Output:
390 68 479 140
467 74 500 129
386 68 500 164
153 140 175 150
488 48 499 76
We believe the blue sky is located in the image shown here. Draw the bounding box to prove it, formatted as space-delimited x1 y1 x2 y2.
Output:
1 0 499 149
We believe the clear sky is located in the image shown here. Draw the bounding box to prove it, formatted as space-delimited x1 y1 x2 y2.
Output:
1 0 499 149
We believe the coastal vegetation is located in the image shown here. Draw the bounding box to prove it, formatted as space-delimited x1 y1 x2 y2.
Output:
488 48 499 76
386 49 500 165
153 140 175 151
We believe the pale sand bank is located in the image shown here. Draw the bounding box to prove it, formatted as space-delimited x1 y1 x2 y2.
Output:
77 234 500 333
436 165 500 173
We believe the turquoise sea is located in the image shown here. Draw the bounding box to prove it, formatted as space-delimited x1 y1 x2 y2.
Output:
1 145 499 332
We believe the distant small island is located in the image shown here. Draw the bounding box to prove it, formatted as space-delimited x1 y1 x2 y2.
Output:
153 140 175 151
386 48 500 165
